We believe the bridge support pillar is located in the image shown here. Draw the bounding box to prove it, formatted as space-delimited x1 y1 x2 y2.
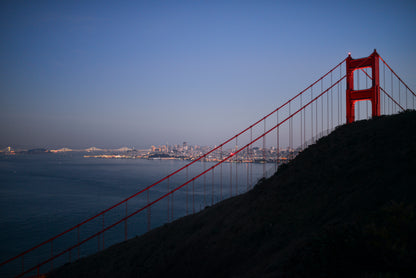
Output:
346 49 380 124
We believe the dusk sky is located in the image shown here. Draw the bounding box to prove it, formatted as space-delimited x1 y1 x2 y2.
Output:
1 0 415 149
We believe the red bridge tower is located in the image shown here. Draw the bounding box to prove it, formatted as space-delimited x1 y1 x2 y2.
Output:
346 49 380 123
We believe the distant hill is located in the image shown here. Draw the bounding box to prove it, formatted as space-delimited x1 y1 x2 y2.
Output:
50 111 416 278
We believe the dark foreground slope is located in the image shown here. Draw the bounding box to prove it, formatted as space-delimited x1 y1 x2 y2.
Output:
50 111 416 278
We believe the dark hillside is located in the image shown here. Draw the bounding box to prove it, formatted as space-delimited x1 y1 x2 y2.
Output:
50 111 416 278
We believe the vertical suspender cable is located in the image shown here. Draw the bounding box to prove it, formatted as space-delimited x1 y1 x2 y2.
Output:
246 161 249 192
235 137 238 195
405 87 408 109
289 102 292 160
315 91 318 142
327 73 329 132
321 79 323 136
300 94 303 151
330 71 333 131
366 68 369 119
229 156 232 197
357 70 360 120
391 71 394 113
337 66 340 125
311 87 314 142
211 168 214 206
186 167 188 215
276 111 279 165
203 160 206 207
383 61 386 114
263 119 266 177
220 146 223 200
399 79 401 108
339 65 341 125
250 127 253 188
302 99 306 149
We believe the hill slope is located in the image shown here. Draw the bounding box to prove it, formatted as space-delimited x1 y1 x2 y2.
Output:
50 111 416 278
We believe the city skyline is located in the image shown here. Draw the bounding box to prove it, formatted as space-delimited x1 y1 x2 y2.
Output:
1 141 300 166
0 141 297 153
1 0 416 149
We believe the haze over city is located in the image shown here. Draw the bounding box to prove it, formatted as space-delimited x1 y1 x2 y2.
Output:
1 0 415 149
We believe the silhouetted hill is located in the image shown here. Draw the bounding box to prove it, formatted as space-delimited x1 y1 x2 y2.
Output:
50 111 416 278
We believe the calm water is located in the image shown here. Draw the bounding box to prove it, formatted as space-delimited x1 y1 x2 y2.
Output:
0 153 270 276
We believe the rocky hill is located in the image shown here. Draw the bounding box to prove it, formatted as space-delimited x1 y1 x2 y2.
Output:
50 111 416 278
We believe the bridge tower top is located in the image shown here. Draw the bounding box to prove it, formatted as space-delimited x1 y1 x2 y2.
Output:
346 49 380 123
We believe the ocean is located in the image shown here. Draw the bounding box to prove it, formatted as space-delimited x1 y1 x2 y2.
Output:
0 152 270 276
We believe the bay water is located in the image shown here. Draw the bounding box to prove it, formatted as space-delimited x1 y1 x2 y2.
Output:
0 153 270 276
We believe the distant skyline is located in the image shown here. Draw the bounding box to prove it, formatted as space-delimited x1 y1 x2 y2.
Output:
1 0 415 149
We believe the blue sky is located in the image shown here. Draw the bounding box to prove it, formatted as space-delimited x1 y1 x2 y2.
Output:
1 0 415 149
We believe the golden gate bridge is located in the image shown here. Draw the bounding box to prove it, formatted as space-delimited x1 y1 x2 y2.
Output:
1 50 415 277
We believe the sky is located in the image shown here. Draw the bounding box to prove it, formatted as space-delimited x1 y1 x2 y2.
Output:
1 0 415 149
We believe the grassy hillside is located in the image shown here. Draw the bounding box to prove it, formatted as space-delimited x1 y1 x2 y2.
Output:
49 111 416 278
